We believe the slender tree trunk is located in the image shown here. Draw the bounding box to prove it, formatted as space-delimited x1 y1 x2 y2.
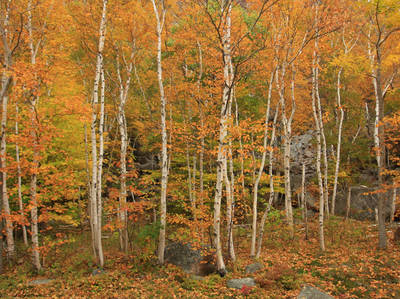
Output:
117 60 134 252
345 186 351 220
30 110 41 271
186 141 193 205
0 93 13 260
116 50 133 253
196 41 205 241
331 67 344 215
312 36 325 251
312 20 329 217
151 0 168 264
213 0 233 274
192 155 197 212
90 0 107 267
225 98 235 261
0 1 14 260
119 113 129 253
251 69 274 257
301 161 306 220
276 62 295 238
316 75 329 218
312 3 325 251
367 25 387 249
390 187 396 223
256 105 279 258
95 68 106 267
84 123 95 254
15 105 28 245
27 0 42 270
301 161 309 239
234 97 246 198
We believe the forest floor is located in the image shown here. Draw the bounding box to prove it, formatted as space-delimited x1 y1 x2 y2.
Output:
1 216 400 298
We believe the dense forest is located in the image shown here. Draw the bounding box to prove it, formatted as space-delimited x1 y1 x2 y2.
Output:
1 0 400 298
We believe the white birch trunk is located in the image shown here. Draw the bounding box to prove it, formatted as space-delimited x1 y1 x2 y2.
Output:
0 93 13 259
192 155 197 212
256 105 279 258
312 19 329 217
116 51 133 252
331 67 344 215
27 0 42 270
213 0 233 273
90 0 107 266
186 141 193 205
0 0 14 260
225 98 235 261
251 69 274 257
312 3 325 251
234 97 246 198
151 0 168 264
312 37 325 251
368 22 387 249
316 73 329 217
301 161 309 239
301 161 306 220
95 68 105 267
15 105 28 245
276 63 295 238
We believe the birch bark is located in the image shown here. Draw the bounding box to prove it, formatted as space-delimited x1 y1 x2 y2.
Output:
0 0 14 260
256 105 279 258
15 105 28 245
90 0 108 266
312 35 325 252
151 0 168 264
251 69 274 257
213 0 233 273
27 0 43 270
116 50 134 252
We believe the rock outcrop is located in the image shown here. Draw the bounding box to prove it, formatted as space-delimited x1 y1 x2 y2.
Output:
164 241 216 276
297 285 334 299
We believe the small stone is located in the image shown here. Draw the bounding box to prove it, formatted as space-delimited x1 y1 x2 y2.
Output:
297 285 334 299
227 277 256 289
28 279 54 286
245 262 263 274
92 268 105 276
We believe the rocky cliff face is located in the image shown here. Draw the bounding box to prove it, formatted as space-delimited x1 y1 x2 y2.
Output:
287 131 392 221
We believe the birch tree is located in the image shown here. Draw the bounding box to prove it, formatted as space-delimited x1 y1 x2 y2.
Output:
115 46 134 253
0 0 14 260
26 0 50 271
90 0 108 267
15 105 27 245
255 105 279 258
331 28 358 215
271 2 315 237
311 3 325 250
151 0 168 264
366 0 399 249
250 68 275 257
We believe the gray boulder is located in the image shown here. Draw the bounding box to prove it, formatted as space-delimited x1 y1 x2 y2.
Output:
92 268 105 276
297 285 334 299
164 241 216 276
335 186 392 221
245 262 263 274
227 277 256 289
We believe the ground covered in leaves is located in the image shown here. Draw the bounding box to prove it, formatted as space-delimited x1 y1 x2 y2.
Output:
1 217 400 298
